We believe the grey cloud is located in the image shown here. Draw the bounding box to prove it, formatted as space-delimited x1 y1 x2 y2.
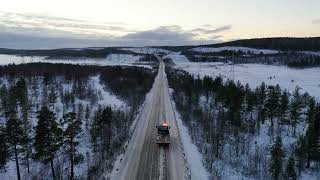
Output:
0 11 133 35
0 31 123 49
121 26 223 46
191 25 232 34
312 19 320 24
0 12 226 48
124 26 192 41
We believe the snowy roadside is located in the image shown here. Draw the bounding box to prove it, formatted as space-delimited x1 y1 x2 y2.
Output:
168 87 210 180
108 70 158 179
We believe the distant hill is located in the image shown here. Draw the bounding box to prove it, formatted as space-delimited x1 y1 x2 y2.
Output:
158 37 320 52
0 47 136 58
199 37 320 51
1 37 319 56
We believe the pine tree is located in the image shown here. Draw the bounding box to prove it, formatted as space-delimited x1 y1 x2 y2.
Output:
270 136 284 180
290 87 303 135
265 85 281 126
285 156 297 180
62 112 82 180
0 84 9 118
305 104 320 168
34 106 62 180
90 106 112 158
15 78 33 173
6 110 27 180
48 86 57 108
294 136 306 175
279 90 289 123
0 126 9 170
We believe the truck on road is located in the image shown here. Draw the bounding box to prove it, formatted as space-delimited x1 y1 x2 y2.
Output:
156 123 171 146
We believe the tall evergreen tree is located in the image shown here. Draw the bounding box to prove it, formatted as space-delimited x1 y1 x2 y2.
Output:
0 126 9 170
48 86 57 108
62 112 82 180
265 85 281 126
15 78 33 173
290 87 303 135
270 136 285 180
6 110 27 180
285 156 297 180
34 106 62 180
305 104 320 168
279 90 289 123
90 106 112 158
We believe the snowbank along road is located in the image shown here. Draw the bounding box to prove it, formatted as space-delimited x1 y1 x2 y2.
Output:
110 56 188 180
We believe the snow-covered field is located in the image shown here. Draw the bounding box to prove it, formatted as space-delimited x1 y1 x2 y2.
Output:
165 52 190 63
0 54 152 68
168 54 320 100
121 47 171 54
191 47 279 55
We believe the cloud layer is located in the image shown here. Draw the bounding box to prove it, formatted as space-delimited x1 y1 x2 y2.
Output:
313 19 320 24
0 12 230 49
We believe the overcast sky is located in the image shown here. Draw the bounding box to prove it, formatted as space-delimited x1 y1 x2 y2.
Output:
0 0 319 49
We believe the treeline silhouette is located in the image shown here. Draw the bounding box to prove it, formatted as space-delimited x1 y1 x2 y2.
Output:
182 52 320 68
201 37 320 51
157 37 320 52
0 47 139 58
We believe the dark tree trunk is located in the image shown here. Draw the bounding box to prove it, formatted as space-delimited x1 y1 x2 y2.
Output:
27 157 30 173
14 144 21 180
50 159 56 180
70 140 74 180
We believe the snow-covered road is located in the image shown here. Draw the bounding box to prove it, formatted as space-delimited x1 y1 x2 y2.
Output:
109 57 187 180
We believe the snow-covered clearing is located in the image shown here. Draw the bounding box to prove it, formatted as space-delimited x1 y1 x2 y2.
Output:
169 54 320 100
0 54 152 68
191 47 279 55
165 52 190 64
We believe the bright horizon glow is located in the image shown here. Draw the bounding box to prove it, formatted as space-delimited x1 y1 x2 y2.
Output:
0 0 319 48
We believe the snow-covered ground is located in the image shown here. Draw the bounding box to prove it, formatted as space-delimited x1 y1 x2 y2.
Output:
165 52 190 63
169 54 320 100
169 88 210 180
191 47 279 55
0 54 152 68
121 47 171 54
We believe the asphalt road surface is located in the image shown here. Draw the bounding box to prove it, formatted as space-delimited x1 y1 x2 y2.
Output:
110 57 187 180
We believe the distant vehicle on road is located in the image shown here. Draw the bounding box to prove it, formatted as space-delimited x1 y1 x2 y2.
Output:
156 123 171 146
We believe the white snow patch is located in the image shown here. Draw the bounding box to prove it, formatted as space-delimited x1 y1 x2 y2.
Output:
170 88 210 180
164 52 190 64
90 75 124 108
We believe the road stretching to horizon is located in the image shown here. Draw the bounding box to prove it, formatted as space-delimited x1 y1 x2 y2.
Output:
109 57 187 180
